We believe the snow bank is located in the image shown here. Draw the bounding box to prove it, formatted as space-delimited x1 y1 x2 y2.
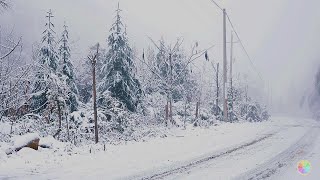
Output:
0 142 9 161
13 133 40 149
0 121 11 134
16 146 39 157
39 135 64 149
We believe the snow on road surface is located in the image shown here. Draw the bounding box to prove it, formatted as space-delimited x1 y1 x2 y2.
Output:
274 128 320 180
0 116 318 180
135 119 319 180
236 125 319 180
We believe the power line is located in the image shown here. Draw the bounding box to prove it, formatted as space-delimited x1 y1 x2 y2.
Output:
209 0 223 11
207 0 263 82
226 13 264 82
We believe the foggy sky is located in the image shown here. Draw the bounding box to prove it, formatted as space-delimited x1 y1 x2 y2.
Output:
1 0 320 115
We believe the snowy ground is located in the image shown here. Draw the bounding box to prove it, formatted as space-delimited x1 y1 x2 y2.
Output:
0 116 319 180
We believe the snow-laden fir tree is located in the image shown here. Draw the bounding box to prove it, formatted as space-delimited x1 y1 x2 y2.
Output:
39 9 59 72
58 23 79 112
98 4 141 112
30 10 73 140
31 9 60 113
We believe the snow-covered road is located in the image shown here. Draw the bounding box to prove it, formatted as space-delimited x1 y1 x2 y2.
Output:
133 119 319 180
0 116 319 180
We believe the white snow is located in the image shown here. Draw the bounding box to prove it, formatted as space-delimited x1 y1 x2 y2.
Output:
13 133 40 149
0 121 11 134
39 135 64 149
0 116 318 180
275 129 320 180
1 133 40 156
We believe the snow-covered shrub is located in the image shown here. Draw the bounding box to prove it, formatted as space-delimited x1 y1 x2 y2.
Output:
243 102 269 122
141 92 167 123
261 106 270 121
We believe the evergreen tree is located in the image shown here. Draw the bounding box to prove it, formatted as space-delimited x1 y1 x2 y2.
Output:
31 9 60 113
98 4 141 112
58 23 79 112
40 9 59 72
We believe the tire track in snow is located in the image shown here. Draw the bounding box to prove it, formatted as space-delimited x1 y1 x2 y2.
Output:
236 126 319 180
133 129 283 180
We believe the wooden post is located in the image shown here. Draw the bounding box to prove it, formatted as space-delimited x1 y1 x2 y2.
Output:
195 102 199 118
169 99 173 124
57 99 62 129
184 99 187 129
165 103 169 124
216 63 220 115
88 43 100 144
66 113 70 141
93 44 99 144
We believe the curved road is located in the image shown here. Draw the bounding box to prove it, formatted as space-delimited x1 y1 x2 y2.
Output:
129 121 320 180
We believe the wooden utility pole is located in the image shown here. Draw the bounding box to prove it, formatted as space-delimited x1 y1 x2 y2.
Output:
245 84 248 119
57 99 62 129
222 9 228 122
270 84 273 113
169 52 173 125
229 31 234 121
165 103 169 124
88 43 99 144
216 63 219 114
195 102 199 118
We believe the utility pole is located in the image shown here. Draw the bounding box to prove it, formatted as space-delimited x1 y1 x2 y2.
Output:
229 31 234 122
222 9 228 122
270 85 273 113
88 43 99 143
216 63 219 114
245 84 248 119
169 52 173 125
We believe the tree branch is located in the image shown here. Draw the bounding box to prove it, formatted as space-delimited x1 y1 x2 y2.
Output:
0 37 21 60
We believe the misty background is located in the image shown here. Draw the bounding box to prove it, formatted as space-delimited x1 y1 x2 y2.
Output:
1 0 319 116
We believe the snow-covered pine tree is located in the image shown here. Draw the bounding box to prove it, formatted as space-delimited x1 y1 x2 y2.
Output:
227 86 239 122
58 23 79 113
98 3 141 112
31 9 59 113
30 10 73 140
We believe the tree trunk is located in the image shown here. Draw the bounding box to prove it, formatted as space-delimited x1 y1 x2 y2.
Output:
56 99 62 129
195 101 199 118
169 98 173 124
165 103 169 125
66 113 70 141
184 99 187 129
